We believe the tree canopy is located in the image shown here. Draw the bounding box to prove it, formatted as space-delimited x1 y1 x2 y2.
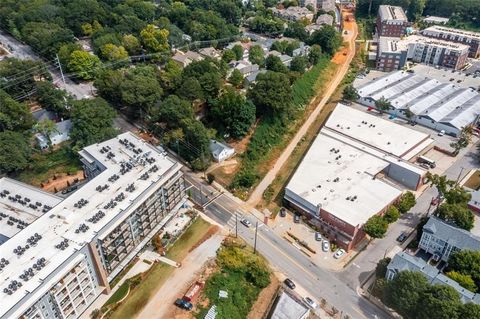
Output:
247 71 293 116
0 89 34 133
0 131 31 173
363 215 388 238
308 26 342 56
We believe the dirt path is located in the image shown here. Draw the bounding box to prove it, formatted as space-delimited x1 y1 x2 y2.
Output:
246 9 358 206
136 233 224 319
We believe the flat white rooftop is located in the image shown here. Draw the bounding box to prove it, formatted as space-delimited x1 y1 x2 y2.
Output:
325 103 431 159
286 132 402 227
356 70 480 130
0 132 181 318
423 25 480 40
0 178 62 240
378 5 407 22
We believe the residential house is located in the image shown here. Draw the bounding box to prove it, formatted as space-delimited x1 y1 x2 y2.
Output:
209 140 235 162
271 7 314 22
316 14 334 26
244 69 267 86
198 47 221 59
35 119 72 150
419 216 480 262
171 50 203 68
386 252 480 304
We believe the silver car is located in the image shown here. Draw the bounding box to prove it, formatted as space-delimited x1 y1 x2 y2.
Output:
322 240 329 252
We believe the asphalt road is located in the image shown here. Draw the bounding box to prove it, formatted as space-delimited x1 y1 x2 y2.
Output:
337 144 479 289
185 174 390 319
0 29 92 99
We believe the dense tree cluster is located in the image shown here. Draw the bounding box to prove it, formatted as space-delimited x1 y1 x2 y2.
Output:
383 271 480 319
447 250 480 292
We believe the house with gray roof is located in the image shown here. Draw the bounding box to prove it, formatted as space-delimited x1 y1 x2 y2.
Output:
419 216 480 262
386 252 480 304
35 119 73 150
209 140 235 162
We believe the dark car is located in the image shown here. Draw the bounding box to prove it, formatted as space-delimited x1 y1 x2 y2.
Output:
279 208 286 217
293 214 300 223
284 278 296 289
174 298 193 310
396 232 408 243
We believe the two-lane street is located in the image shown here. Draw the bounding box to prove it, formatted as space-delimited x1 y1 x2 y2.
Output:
185 174 390 319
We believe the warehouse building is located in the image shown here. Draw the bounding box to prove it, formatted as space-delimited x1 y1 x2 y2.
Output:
355 70 480 136
421 26 480 58
285 104 430 250
0 132 186 319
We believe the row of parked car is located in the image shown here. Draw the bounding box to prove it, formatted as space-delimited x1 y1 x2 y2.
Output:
283 278 318 309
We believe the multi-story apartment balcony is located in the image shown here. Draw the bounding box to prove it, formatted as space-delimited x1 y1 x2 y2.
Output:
67 279 79 292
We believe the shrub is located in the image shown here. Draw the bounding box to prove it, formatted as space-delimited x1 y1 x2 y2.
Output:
397 191 416 213
383 206 400 223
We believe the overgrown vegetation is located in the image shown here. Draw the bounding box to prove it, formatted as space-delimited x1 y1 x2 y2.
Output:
196 242 271 319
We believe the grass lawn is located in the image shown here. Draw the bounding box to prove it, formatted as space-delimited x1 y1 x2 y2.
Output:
104 282 130 307
107 217 213 319
15 145 82 186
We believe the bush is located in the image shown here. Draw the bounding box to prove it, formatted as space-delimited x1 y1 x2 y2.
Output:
383 206 400 223
206 173 215 184
375 257 391 279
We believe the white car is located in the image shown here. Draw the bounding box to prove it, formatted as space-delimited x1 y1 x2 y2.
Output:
303 296 318 309
438 130 445 136
322 240 330 252
334 248 346 259
240 219 252 227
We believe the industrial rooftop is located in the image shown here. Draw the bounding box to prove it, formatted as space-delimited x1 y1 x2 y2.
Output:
325 104 431 160
0 132 179 318
356 70 480 131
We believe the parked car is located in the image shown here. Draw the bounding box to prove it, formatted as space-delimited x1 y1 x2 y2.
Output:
240 218 252 228
397 232 408 243
279 208 286 217
174 298 193 310
303 297 318 309
315 232 322 241
438 130 445 136
284 278 296 289
420 163 430 170
293 214 300 223
322 240 330 252
334 248 346 259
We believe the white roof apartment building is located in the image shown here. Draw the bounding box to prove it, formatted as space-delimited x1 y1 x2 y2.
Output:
0 132 186 319
285 104 431 251
421 25 480 58
355 70 480 136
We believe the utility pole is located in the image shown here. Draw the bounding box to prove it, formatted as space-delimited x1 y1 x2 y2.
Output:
235 212 238 238
455 166 465 186
254 221 258 254
55 54 66 85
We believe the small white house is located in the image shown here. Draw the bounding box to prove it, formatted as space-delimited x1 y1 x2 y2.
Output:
36 119 72 150
209 140 235 162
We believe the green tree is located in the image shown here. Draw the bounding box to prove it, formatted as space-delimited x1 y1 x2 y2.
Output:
160 59 183 93
397 191 416 213
308 44 322 65
308 25 342 56
448 250 480 289
177 77 204 101
58 43 83 67
21 22 74 58
99 44 128 62
36 82 71 117
284 21 309 42
248 45 265 66
153 95 193 128
436 203 474 231
450 126 472 154
0 58 51 97
122 34 142 55
247 71 292 116
199 72 222 99
140 24 169 53
94 69 124 105
0 90 34 132
180 118 211 170
446 271 477 292
444 186 472 205
0 131 31 173
265 55 288 73
375 257 391 278
210 87 256 139
459 303 480 319
407 0 427 21
232 44 244 60
343 85 359 101
290 56 308 73
70 98 116 150
375 97 392 113
222 49 236 63
67 50 101 80
384 271 430 319
363 215 388 238
229 69 244 88
384 206 400 223
418 284 461 319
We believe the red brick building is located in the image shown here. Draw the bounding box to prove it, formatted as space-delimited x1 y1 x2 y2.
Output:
376 5 410 37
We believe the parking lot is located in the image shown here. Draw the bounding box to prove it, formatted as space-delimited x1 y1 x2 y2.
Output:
270 211 363 271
